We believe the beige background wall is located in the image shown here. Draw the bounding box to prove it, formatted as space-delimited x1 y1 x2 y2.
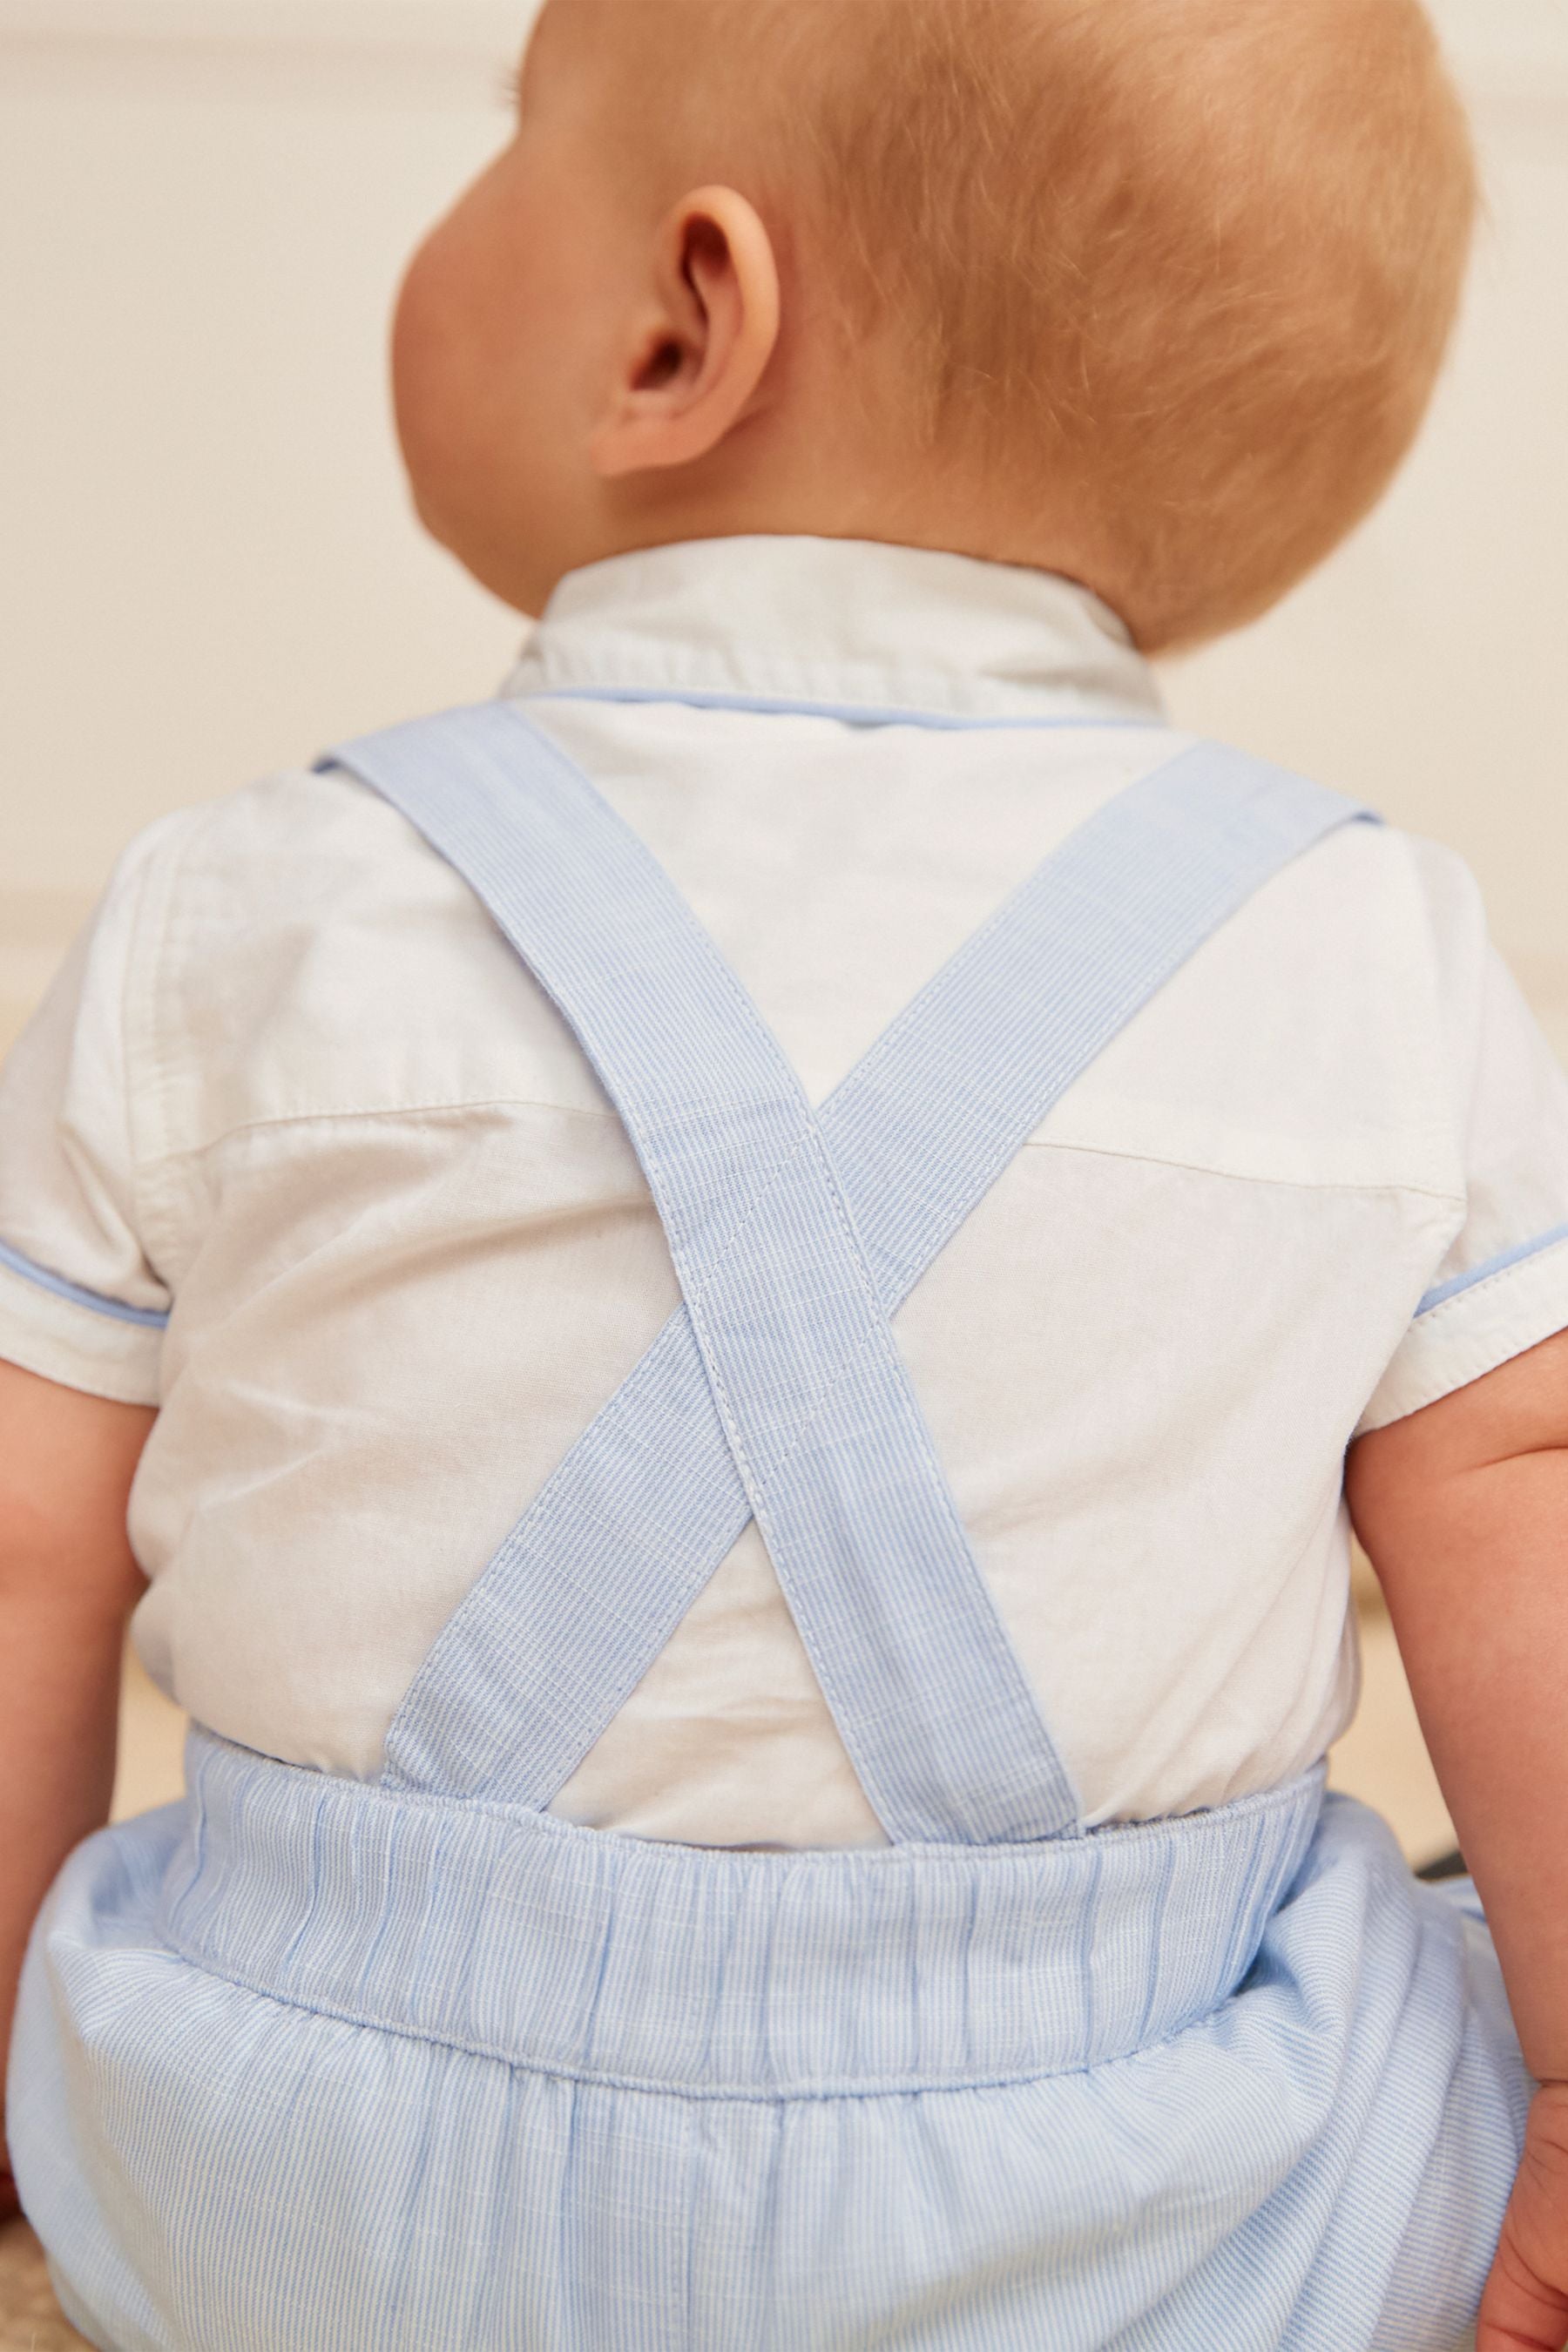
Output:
1 0 1565 1049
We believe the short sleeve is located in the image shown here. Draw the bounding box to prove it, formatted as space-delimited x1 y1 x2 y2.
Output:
0 815 193 1406
1359 837 1568 1434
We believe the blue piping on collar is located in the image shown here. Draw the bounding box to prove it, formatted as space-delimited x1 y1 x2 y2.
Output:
517 686 1161 733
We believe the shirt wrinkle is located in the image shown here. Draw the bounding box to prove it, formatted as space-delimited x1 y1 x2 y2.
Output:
2 535 1567 1846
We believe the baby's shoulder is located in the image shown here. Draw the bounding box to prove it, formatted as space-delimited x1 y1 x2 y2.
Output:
1226 782 1492 990
1306 815 1497 1018
116 756 600 1159
127 757 519 1003
145 759 443 918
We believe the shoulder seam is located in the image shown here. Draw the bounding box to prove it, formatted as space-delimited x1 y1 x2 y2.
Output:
119 798 232 1288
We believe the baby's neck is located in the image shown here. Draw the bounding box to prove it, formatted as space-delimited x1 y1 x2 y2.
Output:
563 456 1096 628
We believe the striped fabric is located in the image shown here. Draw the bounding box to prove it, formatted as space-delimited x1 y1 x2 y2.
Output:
339 708 1372 1833
10 706 1528 2349
14 1749 1526 2349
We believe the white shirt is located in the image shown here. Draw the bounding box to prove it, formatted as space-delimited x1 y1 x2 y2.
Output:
4 537 1568 1848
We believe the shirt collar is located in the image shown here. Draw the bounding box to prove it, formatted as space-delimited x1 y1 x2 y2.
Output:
504 537 1163 727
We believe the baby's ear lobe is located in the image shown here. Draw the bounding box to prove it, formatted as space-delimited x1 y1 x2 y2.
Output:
590 186 781 480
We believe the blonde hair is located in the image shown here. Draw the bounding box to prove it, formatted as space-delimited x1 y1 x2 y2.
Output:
686 0 1479 651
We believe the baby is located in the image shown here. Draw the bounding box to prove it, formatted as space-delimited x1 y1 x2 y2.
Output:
4 0 1567 2345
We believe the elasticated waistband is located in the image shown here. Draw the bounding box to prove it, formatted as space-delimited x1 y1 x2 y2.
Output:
161 1729 1324 2099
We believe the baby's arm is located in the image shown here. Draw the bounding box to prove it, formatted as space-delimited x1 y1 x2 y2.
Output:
0 1359 153 2220
1349 1328 1568 2352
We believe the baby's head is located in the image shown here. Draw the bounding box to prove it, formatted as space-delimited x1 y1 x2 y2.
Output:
395 0 1476 651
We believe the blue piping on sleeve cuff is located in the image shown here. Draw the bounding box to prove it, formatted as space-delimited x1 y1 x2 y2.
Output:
1359 1223 1568 1435
1416 1222 1568 1318
0 1236 170 1330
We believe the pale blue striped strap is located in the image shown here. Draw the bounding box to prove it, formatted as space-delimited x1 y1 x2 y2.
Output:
329 704 1078 1846
326 706 1372 1834
821 740 1370 1308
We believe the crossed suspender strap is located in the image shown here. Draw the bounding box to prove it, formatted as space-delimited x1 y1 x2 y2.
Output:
326 701 1371 1846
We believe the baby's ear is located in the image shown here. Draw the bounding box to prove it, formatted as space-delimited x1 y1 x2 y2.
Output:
590 186 781 478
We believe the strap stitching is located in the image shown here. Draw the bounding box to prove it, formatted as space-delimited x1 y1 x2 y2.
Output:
512 725 1071 1834
505 714 868 1320
505 711 962 1515
383 1325 737 1781
381 709 1074 1834
339 711 1361 1836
